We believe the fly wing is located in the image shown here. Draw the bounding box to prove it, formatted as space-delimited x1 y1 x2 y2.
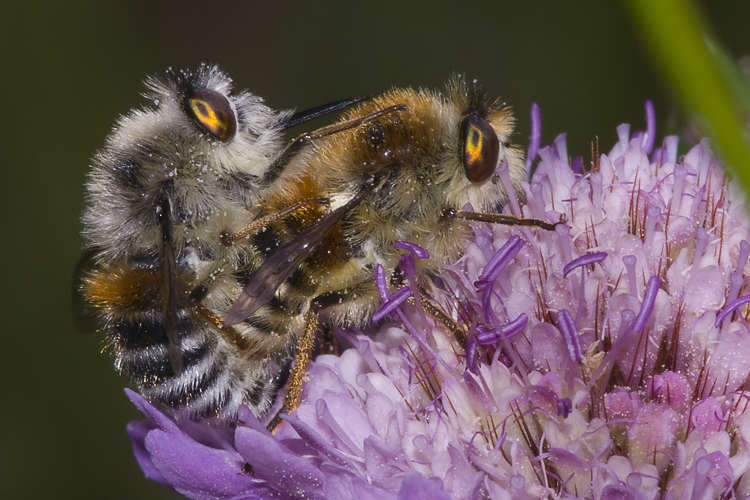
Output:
161 228 184 375
156 192 184 376
225 199 349 325
281 93 380 130
225 176 382 326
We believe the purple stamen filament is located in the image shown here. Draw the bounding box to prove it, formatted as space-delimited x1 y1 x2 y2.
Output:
643 100 655 155
715 294 750 328
623 255 638 298
498 161 521 216
734 240 750 283
372 286 411 322
465 337 478 373
591 172 603 222
476 314 528 346
644 206 660 250
556 224 572 264
393 240 430 260
556 309 582 362
529 182 545 219
527 103 541 172
476 235 523 285
539 147 557 186
631 275 659 333
672 165 687 210
665 135 678 164
563 252 607 278
375 264 388 300
554 134 568 167
692 227 708 269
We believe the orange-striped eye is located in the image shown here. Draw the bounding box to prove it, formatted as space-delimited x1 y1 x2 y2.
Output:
184 88 237 142
460 114 499 183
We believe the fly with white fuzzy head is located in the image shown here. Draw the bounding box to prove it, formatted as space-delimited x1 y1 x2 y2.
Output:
78 64 374 421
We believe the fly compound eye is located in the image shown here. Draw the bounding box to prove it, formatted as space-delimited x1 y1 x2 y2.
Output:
460 114 499 183
184 88 237 142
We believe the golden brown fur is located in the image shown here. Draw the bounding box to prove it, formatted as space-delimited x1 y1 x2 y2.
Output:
82 67 532 426
253 77 526 329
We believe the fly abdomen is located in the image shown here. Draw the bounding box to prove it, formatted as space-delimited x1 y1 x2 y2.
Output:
115 317 262 420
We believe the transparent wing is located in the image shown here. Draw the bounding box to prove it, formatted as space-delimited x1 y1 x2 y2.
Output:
282 93 380 130
225 176 381 325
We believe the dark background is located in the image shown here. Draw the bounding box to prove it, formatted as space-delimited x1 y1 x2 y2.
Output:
1 2 747 498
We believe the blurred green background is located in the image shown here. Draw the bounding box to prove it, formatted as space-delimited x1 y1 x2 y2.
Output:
1 1 748 498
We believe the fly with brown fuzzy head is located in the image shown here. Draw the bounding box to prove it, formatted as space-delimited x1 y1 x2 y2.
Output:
222 76 563 431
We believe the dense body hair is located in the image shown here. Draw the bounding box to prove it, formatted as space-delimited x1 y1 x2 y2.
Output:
83 66 287 263
81 66 294 420
251 78 526 330
81 69 533 425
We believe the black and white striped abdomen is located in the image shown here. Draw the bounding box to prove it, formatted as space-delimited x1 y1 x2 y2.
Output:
113 300 281 420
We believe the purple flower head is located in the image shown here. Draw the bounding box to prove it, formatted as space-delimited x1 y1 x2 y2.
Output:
126 104 750 498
